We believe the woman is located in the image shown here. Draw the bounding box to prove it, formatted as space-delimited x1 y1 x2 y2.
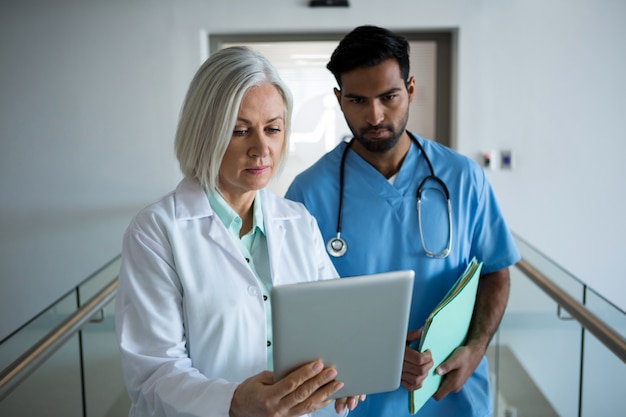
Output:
115 46 361 417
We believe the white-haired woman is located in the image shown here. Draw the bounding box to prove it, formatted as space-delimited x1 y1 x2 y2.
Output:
115 46 362 417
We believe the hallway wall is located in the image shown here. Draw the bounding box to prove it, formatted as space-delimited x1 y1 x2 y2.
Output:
1 0 624 341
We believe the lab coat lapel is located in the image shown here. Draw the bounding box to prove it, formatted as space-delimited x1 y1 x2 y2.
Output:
205 214 249 268
174 178 254 272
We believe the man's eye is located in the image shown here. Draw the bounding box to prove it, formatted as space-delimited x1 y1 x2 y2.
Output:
349 98 365 104
383 94 397 101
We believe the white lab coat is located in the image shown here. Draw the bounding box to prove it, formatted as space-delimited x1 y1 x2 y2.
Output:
115 178 340 417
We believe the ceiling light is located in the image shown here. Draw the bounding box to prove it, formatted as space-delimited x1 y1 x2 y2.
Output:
309 0 350 7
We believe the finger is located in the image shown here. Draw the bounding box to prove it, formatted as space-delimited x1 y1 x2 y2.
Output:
433 374 454 400
404 348 432 368
401 370 428 391
433 350 471 400
406 328 424 346
272 360 324 397
401 350 434 391
338 395 360 411
291 379 344 417
334 398 347 414
334 395 361 413
348 396 358 410
435 347 463 376
281 367 342 412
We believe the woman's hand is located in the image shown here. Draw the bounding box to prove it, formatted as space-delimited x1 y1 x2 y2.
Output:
334 394 366 414
229 360 344 417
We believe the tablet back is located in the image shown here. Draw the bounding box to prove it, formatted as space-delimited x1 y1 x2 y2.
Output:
271 270 415 399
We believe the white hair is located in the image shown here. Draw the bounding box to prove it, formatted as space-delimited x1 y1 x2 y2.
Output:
174 46 293 191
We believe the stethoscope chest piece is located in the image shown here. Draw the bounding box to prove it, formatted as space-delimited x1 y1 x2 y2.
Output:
326 233 347 257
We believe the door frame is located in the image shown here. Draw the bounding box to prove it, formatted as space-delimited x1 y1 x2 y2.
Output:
209 30 455 148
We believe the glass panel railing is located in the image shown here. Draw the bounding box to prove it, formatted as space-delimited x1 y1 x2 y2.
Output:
0 293 84 417
3 243 624 417
490 234 626 417
78 257 129 417
493 266 581 417
0 256 125 417
580 288 626 417
79 263 130 417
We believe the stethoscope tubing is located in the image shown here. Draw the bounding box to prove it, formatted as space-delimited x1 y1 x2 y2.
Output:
326 138 352 257
327 132 452 258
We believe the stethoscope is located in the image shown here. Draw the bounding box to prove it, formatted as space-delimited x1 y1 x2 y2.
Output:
326 132 452 259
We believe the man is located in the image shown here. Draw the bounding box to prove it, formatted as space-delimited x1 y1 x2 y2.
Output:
285 25 520 416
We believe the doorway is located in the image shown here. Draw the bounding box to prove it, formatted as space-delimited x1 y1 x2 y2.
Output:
209 31 453 195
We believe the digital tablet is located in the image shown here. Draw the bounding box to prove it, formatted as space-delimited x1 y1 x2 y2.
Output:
271 270 415 399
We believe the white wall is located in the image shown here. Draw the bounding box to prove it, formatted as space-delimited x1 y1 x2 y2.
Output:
1 0 624 341
463 1 626 312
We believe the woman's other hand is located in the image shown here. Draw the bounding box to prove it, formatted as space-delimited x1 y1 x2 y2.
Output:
229 360 344 417
334 394 366 414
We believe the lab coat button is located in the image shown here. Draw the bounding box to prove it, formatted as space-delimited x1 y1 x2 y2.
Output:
248 286 259 296
267 340 271 347
263 295 268 301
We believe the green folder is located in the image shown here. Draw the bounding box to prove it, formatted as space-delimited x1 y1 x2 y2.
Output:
409 258 483 414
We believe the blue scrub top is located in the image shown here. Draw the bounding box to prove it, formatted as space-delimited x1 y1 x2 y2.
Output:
286 133 520 417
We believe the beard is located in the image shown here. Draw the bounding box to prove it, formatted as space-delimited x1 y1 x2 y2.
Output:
353 126 401 152
348 111 410 153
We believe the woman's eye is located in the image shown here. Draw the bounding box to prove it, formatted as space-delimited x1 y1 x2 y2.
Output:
266 127 282 134
233 129 247 136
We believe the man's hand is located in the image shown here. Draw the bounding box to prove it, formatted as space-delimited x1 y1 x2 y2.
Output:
432 268 511 401
401 328 434 391
432 343 484 400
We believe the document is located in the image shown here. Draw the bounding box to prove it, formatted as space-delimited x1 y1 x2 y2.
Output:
408 258 483 414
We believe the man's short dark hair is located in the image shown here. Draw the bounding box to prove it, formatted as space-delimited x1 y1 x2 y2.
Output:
327 25 410 87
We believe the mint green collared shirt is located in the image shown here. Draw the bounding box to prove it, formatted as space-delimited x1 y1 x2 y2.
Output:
206 189 274 370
